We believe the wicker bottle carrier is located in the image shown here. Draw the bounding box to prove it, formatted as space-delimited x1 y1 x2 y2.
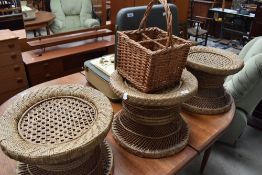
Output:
116 0 192 93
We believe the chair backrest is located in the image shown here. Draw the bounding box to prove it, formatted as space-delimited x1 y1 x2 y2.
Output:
60 0 83 15
115 3 179 35
51 0 93 16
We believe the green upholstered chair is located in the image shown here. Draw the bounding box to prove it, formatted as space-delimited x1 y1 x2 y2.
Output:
220 36 262 145
50 0 100 34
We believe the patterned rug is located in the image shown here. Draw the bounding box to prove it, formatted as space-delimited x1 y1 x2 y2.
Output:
189 36 243 55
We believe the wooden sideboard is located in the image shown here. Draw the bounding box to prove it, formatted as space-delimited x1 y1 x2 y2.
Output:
22 35 115 86
190 0 232 18
0 30 28 104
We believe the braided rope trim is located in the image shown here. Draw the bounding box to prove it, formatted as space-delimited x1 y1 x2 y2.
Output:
17 141 114 175
110 70 198 106
182 92 233 115
0 85 113 165
112 111 189 158
187 46 244 75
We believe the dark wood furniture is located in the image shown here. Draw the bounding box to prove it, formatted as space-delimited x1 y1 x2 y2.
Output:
0 13 24 30
191 0 218 18
173 0 191 38
0 71 235 174
209 8 255 40
22 35 115 86
249 4 262 38
0 29 28 104
187 16 213 45
24 11 55 36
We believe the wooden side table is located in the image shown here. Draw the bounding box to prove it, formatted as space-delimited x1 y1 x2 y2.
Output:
24 11 55 36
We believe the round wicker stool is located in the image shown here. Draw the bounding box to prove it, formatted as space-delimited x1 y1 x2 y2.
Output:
110 70 198 158
0 85 114 175
183 46 244 114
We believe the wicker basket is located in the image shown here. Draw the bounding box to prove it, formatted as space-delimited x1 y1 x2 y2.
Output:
117 0 192 93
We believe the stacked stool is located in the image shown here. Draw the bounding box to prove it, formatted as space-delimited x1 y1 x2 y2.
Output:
183 46 244 114
110 70 198 158
0 85 114 175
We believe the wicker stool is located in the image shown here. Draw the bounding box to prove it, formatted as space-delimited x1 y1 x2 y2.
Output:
110 70 198 158
183 46 244 114
0 85 114 175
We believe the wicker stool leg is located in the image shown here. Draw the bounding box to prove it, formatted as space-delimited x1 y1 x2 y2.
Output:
112 102 189 158
17 141 114 175
183 69 233 114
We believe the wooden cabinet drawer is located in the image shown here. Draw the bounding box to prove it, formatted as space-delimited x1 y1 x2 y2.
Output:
0 51 22 67
27 60 63 86
0 63 27 79
0 39 20 54
0 63 28 94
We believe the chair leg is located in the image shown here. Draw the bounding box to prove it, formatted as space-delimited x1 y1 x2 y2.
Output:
200 146 213 174
195 35 198 42
204 34 208 46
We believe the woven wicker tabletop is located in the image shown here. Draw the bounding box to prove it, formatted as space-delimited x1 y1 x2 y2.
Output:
0 85 113 165
187 46 244 75
110 70 198 106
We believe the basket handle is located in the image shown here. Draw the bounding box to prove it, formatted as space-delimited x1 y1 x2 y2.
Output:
138 0 173 47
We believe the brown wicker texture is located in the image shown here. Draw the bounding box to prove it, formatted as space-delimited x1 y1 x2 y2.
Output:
117 0 192 93
17 141 114 175
183 46 244 114
110 71 198 158
0 85 114 175
110 70 198 106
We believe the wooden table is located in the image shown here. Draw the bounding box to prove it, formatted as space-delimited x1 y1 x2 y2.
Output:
0 72 235 175
24 11 55 35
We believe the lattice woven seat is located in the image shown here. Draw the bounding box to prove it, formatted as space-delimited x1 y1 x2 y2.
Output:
186 46 243 75
0 85 114 175
183 46 244 114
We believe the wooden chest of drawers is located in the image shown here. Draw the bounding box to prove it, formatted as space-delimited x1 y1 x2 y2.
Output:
22 36 114 86
0 30 28 104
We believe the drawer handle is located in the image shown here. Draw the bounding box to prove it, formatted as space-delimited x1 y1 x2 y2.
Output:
8 44 15 49
43 63 49 67
45 73 51 79
13 65 20 71
16 78 23 83
11 54 17 59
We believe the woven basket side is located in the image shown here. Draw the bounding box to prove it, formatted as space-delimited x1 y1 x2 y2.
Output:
117 31 152 87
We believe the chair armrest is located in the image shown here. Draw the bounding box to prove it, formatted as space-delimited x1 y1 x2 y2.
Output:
187 19 203 24
195 16 213 21
83 18 100 28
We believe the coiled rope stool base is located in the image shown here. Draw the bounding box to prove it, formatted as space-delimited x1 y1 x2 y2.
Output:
110 70 198 158
17 141 113 175
183 46 244 115
0 85 114 175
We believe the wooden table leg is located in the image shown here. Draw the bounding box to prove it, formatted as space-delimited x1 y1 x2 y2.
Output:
200 146 213 174
46 26 50 35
